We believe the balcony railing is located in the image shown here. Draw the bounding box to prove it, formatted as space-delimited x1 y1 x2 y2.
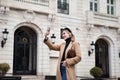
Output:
14 0 49 6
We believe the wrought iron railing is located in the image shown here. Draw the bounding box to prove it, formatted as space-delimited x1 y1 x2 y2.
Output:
14 0 49 6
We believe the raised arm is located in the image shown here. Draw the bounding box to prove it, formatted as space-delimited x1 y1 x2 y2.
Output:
44 37 60 51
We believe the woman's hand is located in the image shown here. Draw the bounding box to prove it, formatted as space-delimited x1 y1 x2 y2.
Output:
45 27 50 37
62 61 66 67
45 30 50 36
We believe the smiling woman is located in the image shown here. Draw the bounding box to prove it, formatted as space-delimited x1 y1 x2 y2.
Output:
44 27 81 80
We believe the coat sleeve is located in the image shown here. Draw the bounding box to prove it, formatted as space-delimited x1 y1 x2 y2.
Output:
44 38 60 51
66 42 81 66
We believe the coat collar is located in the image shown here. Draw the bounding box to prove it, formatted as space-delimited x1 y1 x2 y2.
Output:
61 41 73 59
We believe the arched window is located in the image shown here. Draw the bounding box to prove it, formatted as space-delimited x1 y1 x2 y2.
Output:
13 26 37 75
95 39 109 78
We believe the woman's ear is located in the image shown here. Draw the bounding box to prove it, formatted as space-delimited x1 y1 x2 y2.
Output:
69 33 72 37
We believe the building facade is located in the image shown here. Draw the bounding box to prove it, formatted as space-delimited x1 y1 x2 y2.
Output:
0 0 120 80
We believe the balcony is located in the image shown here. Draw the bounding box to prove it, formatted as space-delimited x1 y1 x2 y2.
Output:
0 0 52 14
14 0 49 6
86 11 120 28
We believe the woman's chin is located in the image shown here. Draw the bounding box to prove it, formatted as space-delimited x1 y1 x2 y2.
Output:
63 38 66 40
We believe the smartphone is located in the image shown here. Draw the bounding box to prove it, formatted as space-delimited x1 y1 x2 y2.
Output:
47 27 50 32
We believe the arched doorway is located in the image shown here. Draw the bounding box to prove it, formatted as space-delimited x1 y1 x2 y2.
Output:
95 39 109 78
13 26 37 75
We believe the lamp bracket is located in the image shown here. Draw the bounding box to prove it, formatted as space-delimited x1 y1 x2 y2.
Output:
1 40 6 48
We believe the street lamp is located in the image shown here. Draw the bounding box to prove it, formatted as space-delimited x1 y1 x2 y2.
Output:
51 34 56 44
88 41 95 56
1 28 9 48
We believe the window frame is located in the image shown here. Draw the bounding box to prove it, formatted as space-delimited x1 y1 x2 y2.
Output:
107 0 115 15
90 0 99 12
57 0 69 14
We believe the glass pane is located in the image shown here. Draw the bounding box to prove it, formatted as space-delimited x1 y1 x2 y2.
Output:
62 0 64 3
107 0 109 3
111 0 114 4
94 3 98 12
66 0 69 3
62 2 66 10
15 44 24 70
58 0 61 8
111 6 114 14
107 5 109 14
63 0 67 3
57 0 69 14
90 2 93 11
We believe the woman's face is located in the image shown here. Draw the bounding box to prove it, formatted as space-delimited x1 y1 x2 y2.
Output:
62 30 70 40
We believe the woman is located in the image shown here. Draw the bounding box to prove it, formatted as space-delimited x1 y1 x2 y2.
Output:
44 27 81 80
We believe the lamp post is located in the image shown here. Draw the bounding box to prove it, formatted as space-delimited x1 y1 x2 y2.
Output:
1 28 9 48
51 34 56 44
88 41 95 56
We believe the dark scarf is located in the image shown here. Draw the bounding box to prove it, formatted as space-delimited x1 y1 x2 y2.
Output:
61 38 71 61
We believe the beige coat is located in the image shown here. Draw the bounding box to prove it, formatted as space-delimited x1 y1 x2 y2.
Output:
44 39 81 80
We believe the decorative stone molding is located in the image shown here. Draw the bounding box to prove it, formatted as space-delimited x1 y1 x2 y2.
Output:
100 25 109 33
23 9 35 22
0 6 9 15
117 28 120 35
87 24 94 31
48 14 56 22
0 18 8 24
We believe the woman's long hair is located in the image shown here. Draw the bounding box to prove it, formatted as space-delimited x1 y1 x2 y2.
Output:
71 34 75 42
